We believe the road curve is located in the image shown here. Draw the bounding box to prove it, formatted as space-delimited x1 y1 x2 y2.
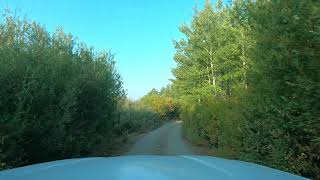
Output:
127 121 201 155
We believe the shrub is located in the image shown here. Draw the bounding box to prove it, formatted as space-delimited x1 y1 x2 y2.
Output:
0 14 124 169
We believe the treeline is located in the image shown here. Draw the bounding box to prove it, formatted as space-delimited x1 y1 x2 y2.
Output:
171 0 319 179
138 85 179 120
0 14 163 170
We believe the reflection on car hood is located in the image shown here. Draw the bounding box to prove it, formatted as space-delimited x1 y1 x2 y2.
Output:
0 155 309 180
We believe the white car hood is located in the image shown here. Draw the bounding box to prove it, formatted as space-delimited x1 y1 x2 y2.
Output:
0 156 309 180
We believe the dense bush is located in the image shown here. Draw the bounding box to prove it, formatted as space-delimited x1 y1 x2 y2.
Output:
172 0 320 179
114 100 162 136
240 0 320 178
0 15 124 169
181 97 245 152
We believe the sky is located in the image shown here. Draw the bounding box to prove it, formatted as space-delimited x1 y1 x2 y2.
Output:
1 0 206 100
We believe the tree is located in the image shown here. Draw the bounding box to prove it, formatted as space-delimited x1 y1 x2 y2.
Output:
171 0 320 178
172 1 248 101
138 86 178 119
240 0 320 178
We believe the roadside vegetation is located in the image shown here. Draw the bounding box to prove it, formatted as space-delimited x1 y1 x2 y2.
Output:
0 13 175 170
138 85 179 120
170 0 320 179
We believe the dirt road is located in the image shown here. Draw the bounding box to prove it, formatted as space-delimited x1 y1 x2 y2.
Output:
127 121 202 155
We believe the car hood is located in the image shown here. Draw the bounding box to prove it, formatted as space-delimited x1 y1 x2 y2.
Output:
0 155 308 180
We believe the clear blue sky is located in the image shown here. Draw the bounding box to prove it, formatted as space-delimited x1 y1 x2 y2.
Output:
2 0 206 100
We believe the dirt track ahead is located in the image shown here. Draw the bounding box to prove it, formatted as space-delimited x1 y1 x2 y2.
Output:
127 121 202 155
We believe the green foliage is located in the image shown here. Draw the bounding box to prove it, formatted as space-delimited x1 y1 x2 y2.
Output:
240 0 320 178
0 14 124 169
172 1 249 100
138 86 179 120
114 99 161 136
172 0 320 179
181 94 245 154
173 0 250 152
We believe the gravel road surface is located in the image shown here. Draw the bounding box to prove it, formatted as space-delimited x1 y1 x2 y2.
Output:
127 121 202 155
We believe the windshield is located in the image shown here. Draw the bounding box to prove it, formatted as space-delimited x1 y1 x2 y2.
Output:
0 1 318 179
